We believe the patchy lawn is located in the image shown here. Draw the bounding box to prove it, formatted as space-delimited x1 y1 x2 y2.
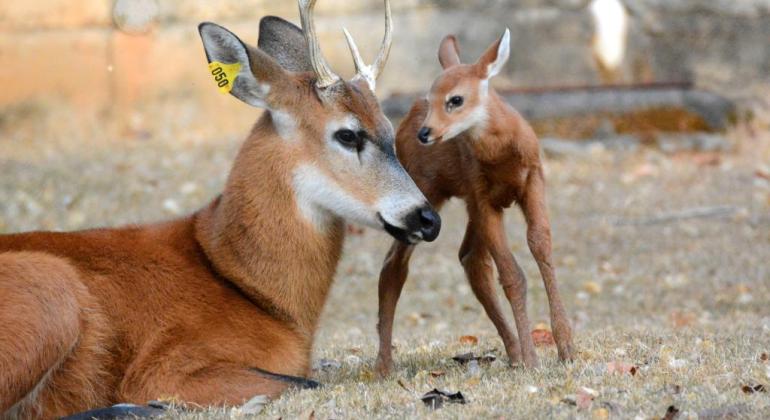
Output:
1 106 769 418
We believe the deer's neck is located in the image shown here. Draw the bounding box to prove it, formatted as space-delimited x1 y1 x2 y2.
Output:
467 92 525 163
195 114 345 340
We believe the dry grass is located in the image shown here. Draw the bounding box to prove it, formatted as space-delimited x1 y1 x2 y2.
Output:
1 104 769 419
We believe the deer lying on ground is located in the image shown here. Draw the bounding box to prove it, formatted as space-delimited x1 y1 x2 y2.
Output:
373 30 575 375
0 1 440 418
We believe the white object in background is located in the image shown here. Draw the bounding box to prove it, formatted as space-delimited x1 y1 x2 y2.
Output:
590 0 629 72
113 0 159 34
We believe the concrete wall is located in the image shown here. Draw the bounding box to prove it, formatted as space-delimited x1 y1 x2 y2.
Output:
1 0 768 116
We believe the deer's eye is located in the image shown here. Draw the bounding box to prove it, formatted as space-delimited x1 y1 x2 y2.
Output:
334 129 363 151
446 95 464 111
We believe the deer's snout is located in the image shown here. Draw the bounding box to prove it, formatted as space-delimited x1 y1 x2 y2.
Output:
417 127 432 144
405 205 441 242
419 206 441 241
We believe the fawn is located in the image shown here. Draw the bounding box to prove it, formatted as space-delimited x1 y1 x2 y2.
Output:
0 1 440 418
375 30 575 375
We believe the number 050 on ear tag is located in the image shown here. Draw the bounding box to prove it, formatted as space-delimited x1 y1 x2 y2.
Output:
208 61 241 94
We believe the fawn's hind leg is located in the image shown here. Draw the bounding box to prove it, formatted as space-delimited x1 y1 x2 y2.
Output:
0 252 105 419
521 170 575 361
473 203 539 367
374 241 416 377
460 223 522 365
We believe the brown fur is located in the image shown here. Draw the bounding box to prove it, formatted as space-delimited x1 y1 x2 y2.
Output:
375 33 576 376
0 71 406 419
2 5 423 416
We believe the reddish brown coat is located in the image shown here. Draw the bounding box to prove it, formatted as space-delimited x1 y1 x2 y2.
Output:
374 32 576 376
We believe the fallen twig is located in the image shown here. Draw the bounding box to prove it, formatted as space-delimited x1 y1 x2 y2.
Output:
397 379 418 396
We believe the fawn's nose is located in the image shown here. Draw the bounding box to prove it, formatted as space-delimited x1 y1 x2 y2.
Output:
417 127 432 144
417 206 441 242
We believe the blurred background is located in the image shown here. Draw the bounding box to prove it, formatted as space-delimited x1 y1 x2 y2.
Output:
1 0 769 141
2 0 769 230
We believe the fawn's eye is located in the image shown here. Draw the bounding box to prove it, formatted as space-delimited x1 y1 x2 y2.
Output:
334 129 363 151
446 95 464 111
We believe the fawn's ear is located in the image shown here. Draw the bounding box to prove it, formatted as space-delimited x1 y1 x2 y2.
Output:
438 35 461 69
475 29 510 79
258 16 313 73
199 22 288 108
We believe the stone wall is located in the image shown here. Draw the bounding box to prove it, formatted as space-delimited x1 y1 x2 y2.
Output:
1 0 768 116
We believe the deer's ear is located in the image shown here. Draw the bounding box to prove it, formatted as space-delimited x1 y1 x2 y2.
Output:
258 16 312 73
438 35 461 69
199 22 287 108
475 29 510 79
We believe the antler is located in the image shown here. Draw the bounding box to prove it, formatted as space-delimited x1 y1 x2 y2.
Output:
298 0 340 89
343 0 393 91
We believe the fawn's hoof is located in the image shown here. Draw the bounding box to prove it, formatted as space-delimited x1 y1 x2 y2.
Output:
374 358 393 378
557 341 577 362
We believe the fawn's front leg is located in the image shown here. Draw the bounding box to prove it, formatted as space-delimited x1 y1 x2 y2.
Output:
375 241 416 377
522 170 575 361
474 203 539 367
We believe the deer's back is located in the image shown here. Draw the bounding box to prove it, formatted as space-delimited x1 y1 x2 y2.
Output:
0 218 282 360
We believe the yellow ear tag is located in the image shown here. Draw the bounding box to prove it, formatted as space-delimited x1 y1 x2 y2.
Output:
208 61 242 94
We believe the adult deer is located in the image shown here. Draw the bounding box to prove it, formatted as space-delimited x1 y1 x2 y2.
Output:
374 30 575 376
0 1 440 418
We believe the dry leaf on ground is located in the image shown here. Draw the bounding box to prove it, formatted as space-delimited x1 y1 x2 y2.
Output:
584 281 602 295
459 335 479 345
606 361 638 376
397 379 414 394
314 358 341 371
741 384 766 394
451 352 496 365
670 311 697 328
420 389 467 409
532 329 556 346
593 407 610 420
565 387 599 410
663 405 680 420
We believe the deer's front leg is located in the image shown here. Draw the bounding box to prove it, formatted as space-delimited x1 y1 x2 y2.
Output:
474 203 539 367
522 170 575 361
375 241 416 377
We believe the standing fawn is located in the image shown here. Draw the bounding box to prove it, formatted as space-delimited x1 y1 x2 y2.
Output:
0 1 440 418
375 30 575 375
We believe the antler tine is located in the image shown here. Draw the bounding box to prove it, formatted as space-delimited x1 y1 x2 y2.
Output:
341 0 393 91
298 0 340 89
343 28 375 89
372 0 393 81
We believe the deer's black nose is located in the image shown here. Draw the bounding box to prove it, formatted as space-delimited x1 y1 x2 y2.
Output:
417 206 441 241
417 127 432 144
